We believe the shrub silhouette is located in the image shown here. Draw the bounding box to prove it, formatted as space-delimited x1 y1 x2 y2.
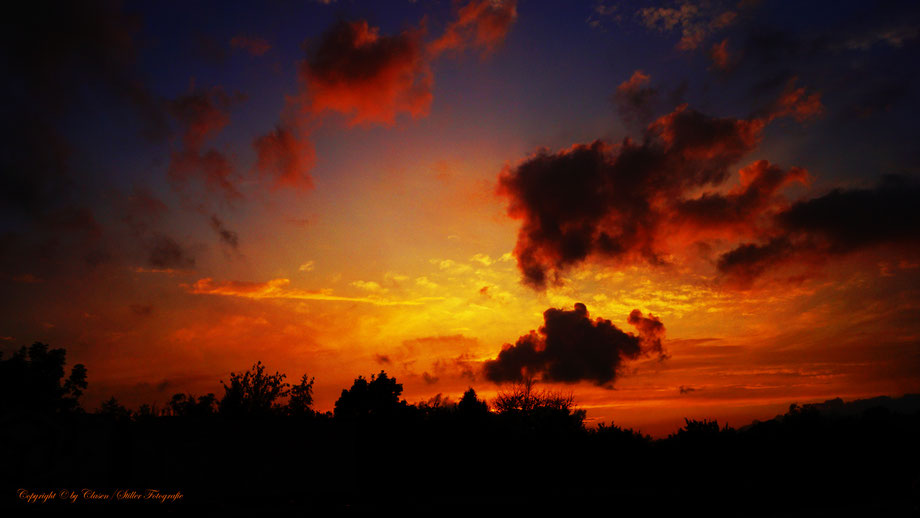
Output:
457 387 489 416
334 370 408 420
167 393 218 417
4 342 919 513
286 374 315 417
0 341 87 416
492 378 586 430
219 361 289 417
98 396 133 420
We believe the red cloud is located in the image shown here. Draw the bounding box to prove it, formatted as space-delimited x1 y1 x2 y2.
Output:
672 160 809 239
254 125 314 190
168 87 246 200
255 7 518 189
302 20 432 126
709 39 731 70
230 35 271 56
429 0 518 56
498 86 823 289
772 78 824 122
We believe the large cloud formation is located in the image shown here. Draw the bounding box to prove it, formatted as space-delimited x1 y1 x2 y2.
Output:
498 81 820 288
498 67 920 289
717 174 920 284
483 303 665 386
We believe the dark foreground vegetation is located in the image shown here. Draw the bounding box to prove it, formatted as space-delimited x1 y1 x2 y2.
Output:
2 342 919 515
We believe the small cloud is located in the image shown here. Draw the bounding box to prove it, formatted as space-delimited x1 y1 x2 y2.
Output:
299 261 315 272
12 273 43 283
229 35 271 56
416 276 439 289
210 215 240 250
130 304 154 317
351 280 386 293
470 253 493 266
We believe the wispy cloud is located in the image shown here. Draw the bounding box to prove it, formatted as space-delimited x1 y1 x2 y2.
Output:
187 277 443 306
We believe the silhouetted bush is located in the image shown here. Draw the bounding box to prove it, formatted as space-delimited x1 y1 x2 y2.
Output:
97 396 132 421
333 370 410 421
2 343 919 514
0 342 86 416
286 374 315 417
219 361 289 417
167 393 217 417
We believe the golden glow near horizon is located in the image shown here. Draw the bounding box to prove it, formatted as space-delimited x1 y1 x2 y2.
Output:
2 0 918 438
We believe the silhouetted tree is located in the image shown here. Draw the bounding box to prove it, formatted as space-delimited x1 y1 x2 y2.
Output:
135 402 159 419
493 378 586 430
286 374 315 417
418 393 454 409
98 396 132 420
457 387 489 416
594 421 648 440
334 370 408 420
0 342 87 416
219 362 289 417
167 393 218 417
669 418 734 443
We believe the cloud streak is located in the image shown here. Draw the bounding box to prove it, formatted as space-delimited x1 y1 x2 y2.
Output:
187 277 444 306
717 174 920 285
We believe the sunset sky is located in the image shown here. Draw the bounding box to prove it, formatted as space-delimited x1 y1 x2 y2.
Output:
2 0 918 436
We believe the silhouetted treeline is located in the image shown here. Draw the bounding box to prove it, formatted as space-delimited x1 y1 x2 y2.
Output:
2 342 919 514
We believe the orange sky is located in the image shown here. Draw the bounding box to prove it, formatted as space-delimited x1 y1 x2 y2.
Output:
2 0 919 437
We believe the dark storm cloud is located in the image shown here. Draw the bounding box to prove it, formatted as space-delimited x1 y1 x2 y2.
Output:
483 303 666 386
627 309 665 355
498 95 820 288
717 175 920 284
674 160 808 228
